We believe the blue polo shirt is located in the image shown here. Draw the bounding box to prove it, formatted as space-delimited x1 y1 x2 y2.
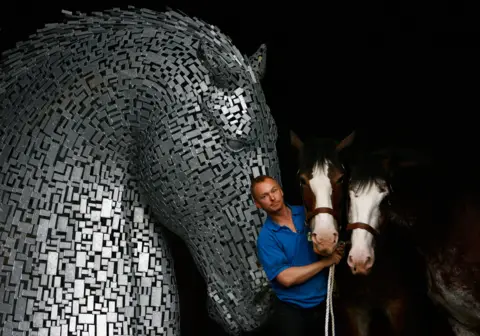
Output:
257 205 328 308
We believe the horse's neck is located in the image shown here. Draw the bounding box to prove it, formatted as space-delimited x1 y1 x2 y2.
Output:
337 233 414 296
386 173 437 247
341 223 411 266
390 176 480 264
435 192 480 264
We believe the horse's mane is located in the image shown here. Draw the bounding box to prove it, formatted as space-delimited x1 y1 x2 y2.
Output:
299 137 343 174
0 7 237 92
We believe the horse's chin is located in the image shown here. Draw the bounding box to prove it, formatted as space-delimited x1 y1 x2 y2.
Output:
313 243 337 257
349 267 372 276
318 250 334 257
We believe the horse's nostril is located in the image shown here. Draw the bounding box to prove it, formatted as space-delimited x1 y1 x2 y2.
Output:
365 256 373 269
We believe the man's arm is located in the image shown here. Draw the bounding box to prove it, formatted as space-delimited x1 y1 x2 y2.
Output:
276 247 344 287
276 259 332 288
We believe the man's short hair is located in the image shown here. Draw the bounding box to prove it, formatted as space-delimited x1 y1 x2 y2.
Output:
250 175 277 200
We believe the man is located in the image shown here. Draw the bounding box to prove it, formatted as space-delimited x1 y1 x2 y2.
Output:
252 175 344 336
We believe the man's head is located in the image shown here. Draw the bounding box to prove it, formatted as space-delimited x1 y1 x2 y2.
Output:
251 175 285 213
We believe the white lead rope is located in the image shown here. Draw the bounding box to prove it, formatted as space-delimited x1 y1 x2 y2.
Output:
325 264 335 336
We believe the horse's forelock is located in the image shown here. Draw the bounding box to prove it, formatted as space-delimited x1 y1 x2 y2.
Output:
299 137 341 176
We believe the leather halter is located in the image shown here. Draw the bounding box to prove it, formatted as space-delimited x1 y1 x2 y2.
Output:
306 207 337 222
346 222 379 236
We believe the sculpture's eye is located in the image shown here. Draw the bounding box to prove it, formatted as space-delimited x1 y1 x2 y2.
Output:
226 138 246 152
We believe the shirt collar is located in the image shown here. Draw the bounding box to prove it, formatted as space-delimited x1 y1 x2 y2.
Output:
266 204 305 232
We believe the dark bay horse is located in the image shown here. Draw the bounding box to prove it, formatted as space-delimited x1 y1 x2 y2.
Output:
335 151 434 336
289 131 422 335
343 146 478 335
289 130 355 256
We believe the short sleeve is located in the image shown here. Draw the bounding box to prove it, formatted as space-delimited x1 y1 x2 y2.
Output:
257 232 290 281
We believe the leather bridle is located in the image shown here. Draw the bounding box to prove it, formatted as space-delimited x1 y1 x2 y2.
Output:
345 222 380 237
306 207 338 222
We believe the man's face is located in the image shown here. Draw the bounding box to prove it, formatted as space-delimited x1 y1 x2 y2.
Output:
252 178 284 213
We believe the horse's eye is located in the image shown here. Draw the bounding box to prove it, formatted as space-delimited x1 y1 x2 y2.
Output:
378 183 389 193
336 176 344 184
381 195 391 206
299 176 307 185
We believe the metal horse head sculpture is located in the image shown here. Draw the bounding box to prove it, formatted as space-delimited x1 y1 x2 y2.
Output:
0 7 280 335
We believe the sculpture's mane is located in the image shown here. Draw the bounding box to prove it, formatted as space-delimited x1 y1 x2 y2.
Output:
0 6 240 93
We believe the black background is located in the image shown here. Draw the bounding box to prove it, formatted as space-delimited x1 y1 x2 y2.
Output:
1 1 478 334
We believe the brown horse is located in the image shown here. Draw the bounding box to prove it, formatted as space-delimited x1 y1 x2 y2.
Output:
334 151 436 336
290 130 355 257
344 146 478 336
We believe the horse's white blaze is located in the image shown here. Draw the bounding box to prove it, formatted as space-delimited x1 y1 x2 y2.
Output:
348 181 388 267
310 163 337 242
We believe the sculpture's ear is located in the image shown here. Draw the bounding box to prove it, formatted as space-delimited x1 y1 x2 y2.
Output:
248 43 267 81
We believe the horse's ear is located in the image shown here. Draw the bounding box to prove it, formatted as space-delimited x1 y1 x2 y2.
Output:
396 158 430 168
381 157 393 174
290 130 304 151
336 131 356 152
373 147 430 174
248 43 267 81
393 148 431 168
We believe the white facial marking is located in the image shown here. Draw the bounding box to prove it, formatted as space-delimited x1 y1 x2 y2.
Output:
310 163 338 250
348 180 388 272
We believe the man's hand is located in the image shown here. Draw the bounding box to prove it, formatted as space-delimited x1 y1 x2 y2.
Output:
325 245 345 266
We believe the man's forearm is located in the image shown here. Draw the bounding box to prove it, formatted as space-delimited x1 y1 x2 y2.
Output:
277 259 331 287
